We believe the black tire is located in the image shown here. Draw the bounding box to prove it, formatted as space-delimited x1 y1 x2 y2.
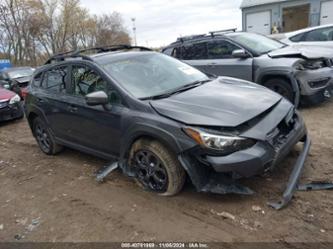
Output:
33 117 63 155
264 78 294 103
129 139 186 196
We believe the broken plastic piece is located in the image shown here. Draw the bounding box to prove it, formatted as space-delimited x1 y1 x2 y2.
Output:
297 182 333 191
96 162 119 182
267 137 311 210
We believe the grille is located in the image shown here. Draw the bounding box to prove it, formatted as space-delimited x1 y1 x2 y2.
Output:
267 111 297 150
0 101 8 109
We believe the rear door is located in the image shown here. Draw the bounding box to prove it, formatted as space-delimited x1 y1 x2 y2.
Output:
204 39 253 81
61 63 124 156
179 42 210 73
35 65 71 140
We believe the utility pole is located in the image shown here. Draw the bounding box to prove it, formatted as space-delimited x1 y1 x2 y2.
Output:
131 18 137 46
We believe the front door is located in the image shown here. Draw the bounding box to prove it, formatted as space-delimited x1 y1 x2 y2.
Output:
204 40 253 81
63 63 124 156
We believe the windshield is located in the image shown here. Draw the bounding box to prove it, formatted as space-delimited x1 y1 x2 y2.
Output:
103 53 209 99
228 33 286 55
7 68 34 79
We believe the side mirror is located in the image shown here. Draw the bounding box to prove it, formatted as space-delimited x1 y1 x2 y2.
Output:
232 49 249 59
85 91 109 106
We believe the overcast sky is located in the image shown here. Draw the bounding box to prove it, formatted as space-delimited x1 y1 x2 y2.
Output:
80 0 243 47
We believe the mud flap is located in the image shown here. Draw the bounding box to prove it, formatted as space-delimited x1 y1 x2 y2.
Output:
267 137 311 210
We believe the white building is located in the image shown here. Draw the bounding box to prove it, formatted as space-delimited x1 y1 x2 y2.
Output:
240 0 333 34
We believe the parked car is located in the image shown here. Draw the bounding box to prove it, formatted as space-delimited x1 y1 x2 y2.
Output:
25 45 310 209
162 30 333 106
0 86 23 122
270 24 333 49
0 67 35 99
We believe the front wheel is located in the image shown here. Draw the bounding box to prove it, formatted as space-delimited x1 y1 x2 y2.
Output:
129 139 186 196
264 78 294 103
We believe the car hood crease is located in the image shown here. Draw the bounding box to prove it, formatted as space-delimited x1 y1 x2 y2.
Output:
150 77 282 127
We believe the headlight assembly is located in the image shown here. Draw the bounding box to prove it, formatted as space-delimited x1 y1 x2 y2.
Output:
184 127 256 155
296 60 326 70
9 94 21 104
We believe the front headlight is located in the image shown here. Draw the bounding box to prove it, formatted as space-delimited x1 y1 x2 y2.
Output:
296 60 326 70
9 94 21 104
184 127 256 155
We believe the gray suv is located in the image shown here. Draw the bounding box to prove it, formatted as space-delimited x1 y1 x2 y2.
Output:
162 30 333 105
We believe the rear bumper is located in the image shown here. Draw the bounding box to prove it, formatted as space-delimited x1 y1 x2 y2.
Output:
0 102 24 122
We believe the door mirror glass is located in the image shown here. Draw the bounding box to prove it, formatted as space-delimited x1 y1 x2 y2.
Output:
232 49 249 59
85 91 109 106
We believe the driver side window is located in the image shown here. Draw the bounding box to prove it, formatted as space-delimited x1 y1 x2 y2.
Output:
71 65 121 105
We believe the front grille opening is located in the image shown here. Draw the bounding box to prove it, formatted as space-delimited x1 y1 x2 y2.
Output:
269 113 297 148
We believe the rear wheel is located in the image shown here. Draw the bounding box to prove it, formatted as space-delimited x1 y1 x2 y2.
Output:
129 139 186 196
264 78 294 103
33 117 63 155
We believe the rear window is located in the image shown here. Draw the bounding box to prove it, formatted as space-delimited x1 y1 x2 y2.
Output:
41 67 67 93
32 73 43 87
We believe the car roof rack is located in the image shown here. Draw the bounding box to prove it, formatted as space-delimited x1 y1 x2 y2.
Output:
177 34 206 42
209 28 237 36
44 44 152 65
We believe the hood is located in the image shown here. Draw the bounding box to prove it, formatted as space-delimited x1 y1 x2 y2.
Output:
14 76 31 85
150 77 282 127
0 87 16 101
268 44 333 59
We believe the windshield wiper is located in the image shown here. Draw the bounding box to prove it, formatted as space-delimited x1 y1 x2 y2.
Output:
142 79 211 100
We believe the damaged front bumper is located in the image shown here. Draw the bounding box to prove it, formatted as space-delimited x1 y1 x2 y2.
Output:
0 101 24 122
178 110 310 209
296 67 333 104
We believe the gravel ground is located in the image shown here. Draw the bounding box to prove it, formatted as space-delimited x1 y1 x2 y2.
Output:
0 100 332 242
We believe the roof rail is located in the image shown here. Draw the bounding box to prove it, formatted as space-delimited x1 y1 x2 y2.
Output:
177 34 206 42
209 28 237 36
44 45 152 65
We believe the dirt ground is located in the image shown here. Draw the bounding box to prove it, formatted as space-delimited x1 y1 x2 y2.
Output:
0 100 332 243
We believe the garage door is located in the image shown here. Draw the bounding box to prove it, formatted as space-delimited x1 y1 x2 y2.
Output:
246 11 271 35
321 1 333 25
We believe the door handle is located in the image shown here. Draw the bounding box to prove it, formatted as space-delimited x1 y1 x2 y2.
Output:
208 62 218 67
37 98 44 103
68 105 78 113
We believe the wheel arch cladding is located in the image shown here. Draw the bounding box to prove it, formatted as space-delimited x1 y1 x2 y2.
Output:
27 112 38 128
120 124 187 162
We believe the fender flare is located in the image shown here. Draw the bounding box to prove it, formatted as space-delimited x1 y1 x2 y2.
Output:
257 71 300 107
119 122 185 161
26 105 49 130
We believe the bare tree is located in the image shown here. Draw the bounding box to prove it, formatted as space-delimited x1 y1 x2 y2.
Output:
0 0 131 66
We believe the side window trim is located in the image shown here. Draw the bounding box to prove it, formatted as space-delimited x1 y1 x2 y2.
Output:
69 62 123 106
39 64 70 94
207 39 242 59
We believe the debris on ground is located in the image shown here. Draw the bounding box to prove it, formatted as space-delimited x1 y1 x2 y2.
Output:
14 234 24 240
15 217 28 226
210 209 236 220
0 224 3 230
26 217 41 232
252 205 265 214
